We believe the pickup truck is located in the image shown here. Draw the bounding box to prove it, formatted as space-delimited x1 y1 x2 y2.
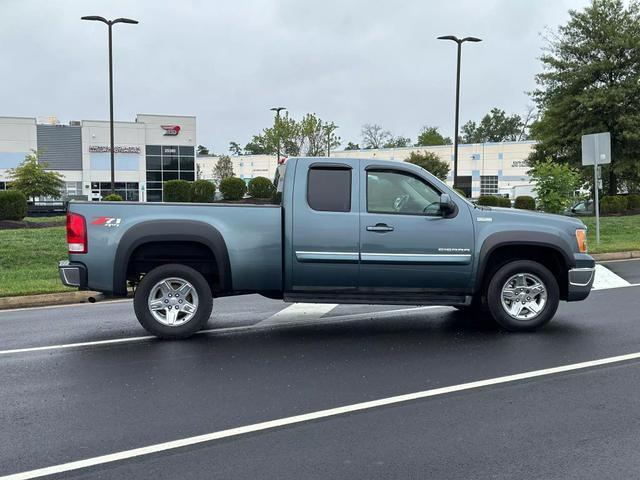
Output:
59 157 595 338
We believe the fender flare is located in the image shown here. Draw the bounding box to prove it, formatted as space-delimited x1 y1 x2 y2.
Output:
474 231 574 294
113 220 232 296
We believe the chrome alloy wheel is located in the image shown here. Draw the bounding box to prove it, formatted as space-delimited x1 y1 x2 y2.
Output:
500 273 547 320
147 277 199 327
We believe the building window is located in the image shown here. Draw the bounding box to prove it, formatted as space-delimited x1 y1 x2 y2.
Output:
480 175 499 195
63 182 83 197
307 167 351 212
91 182 139 201
145 145 195 201
0 181 7 191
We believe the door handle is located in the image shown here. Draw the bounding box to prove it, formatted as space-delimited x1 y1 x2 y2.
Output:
367 223 394 232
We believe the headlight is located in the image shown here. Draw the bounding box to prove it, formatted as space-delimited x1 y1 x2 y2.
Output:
575 228 588 253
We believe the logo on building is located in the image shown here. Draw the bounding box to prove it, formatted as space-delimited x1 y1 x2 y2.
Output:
89 146 140 154
161 125 181 136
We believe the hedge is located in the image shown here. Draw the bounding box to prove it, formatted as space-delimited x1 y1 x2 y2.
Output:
248 176 275 199
477 195 511 208
191 179 216 203
0 190 27 221
219 177 247 201
102 193 122 201
627 194 640 210
164 180 192 202
600 195 628 214
514 195 536 210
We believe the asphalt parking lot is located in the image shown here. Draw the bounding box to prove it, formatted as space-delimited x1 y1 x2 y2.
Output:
1 260 640 479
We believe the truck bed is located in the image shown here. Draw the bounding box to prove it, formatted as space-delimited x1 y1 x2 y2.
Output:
68 201 282 294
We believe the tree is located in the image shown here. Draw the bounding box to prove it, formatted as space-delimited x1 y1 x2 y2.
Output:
8 152 65 201
416 126 451 146
383 136 412 148
405 151 450 181
460 108 526 143
529 0 640 195
528 159 582 213
229 141 243 155
344 142 360 150
196 145 209 156
361 124 391 149
196 163 203 180
212 155 234 181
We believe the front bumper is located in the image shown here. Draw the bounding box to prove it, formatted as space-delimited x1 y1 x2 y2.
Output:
567 254 595 301
58 260 87 289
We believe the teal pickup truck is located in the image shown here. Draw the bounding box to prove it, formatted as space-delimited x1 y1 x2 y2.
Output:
59 157 595 338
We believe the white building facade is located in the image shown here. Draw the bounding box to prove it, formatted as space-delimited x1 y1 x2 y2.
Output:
0 114 196 202
197 141 535 199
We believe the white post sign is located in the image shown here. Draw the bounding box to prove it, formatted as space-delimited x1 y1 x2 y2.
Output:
581 132 611 244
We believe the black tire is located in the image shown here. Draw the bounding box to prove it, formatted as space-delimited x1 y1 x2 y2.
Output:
486 260 559 332
133 264 213 339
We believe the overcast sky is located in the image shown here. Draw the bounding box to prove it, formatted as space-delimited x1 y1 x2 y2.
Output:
1 0 590 153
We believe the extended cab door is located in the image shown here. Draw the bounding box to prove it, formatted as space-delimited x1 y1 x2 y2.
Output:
289 158 360 293
359 162 474 295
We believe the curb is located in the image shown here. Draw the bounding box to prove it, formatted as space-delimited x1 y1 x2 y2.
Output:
591 251 640 261
0 291 113 311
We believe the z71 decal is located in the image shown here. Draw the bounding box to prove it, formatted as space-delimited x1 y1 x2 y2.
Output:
91 217 122 227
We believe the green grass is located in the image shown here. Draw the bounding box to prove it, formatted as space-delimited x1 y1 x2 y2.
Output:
581 214 640 253
0 226 73 297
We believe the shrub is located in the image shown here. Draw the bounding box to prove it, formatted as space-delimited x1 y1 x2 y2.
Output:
529 159 581 214
219 177 247 201
600 195 627 214
248 176 275 199
164 180 192 202
497 196 512 208
477 195 500 206
627 194 640 210
102 193 122 201
0 190 27 220
191 179 216 203
514 195 536 210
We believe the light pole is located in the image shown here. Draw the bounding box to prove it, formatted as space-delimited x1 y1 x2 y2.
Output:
270 107 286 164
324 125 337 157
82 15 138 195
437 35 481 190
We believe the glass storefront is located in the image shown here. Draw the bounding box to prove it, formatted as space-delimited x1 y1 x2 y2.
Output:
146 145 195 202
91 182 140 201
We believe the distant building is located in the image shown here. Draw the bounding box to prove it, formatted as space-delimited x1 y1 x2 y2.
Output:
0 114 196 202
196 141 535 198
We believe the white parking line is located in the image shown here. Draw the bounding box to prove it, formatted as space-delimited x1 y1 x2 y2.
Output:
592 264 631 290
3 350 640 480
259 302 338 325
0 306 447 356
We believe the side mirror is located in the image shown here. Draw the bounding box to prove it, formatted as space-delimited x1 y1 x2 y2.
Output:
440 193 456 216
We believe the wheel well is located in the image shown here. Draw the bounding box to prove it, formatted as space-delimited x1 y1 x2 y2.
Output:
126 241 222 293
479 245 569 300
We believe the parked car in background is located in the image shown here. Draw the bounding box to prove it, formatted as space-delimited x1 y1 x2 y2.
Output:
565 199 594 216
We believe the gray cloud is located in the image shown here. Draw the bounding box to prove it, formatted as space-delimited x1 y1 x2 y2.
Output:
0 0 589 152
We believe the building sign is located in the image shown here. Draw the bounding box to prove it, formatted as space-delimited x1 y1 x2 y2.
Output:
511 160 527 168
161 125 181 136
89 145 141 154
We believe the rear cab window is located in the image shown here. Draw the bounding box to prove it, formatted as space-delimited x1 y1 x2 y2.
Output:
307 166 352 212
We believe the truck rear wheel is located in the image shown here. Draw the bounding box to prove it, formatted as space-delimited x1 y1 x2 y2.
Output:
133 264 213 339
486 260 559 332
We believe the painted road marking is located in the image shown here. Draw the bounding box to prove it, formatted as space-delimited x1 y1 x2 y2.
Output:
259 302 338 325
0 306 448 356
592 264 631 290
3 351 640 480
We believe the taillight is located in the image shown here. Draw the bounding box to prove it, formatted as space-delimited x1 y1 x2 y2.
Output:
67 212 87 254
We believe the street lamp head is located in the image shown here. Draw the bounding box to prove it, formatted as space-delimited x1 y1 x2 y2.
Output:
437 35 459 42
81 15 108 24
113 17 139 25
270 107 286 113
462 36 482 43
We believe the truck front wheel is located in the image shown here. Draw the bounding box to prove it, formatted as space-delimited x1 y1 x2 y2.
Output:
486 260 559 331
133 264 213 339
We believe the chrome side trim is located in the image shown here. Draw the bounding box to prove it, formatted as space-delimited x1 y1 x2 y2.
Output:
361 253 472 264
295 251 360 263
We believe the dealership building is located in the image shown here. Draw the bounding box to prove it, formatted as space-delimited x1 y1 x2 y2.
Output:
197 140 536 199
0 114 196 202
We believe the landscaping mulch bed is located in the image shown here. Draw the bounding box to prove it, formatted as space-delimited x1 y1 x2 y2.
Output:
0 219 66 230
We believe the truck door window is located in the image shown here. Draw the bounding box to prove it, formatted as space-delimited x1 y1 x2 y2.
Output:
367 170 441 215
307 167 351 212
